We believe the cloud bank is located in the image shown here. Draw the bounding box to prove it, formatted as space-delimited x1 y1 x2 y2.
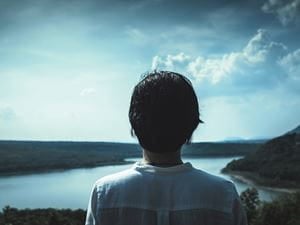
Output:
152 29 299 96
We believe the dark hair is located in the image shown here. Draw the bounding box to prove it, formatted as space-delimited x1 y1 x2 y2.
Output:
129 71 202 153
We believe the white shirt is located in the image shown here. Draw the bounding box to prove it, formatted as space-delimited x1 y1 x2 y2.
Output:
85 161 247 225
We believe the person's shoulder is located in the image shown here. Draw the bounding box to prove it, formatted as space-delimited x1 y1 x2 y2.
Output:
186 167 238 213
189 167 236 193
93 165 140 189
202 169 234 185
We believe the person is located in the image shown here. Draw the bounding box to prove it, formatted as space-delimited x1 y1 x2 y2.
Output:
85 71 247 225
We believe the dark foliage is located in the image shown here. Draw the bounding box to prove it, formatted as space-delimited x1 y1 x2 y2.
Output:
240 188 260 224
223 133 300 187
240 188 300 225
0 206 86 225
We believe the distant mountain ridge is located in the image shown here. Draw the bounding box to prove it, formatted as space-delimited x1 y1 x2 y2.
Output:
223 124 300 188
219 135 272 143
219 139 268 144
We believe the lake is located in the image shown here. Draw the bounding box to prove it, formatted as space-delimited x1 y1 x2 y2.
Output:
0 157 283 209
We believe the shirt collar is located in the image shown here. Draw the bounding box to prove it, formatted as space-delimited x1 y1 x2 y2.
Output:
132 161 194 173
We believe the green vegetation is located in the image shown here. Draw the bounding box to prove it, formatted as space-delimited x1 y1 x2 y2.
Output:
240 188 300 225
0 207 86 225
1 189 299 225
240 188 260 224
0 140 261 176
223 133 300 188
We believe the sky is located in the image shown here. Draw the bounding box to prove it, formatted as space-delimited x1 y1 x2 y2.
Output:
0 0 300 142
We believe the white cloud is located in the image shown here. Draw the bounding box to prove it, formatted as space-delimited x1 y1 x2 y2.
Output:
279 49 300 81
187 54 236 84
151 52 190 72
262 0 300 25
152 29 291 93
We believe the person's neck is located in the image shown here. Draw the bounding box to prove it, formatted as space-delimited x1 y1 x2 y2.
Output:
142 149 183 167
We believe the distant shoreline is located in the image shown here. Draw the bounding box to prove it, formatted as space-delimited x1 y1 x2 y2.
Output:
0 160 134 177
0 156 239 177
223 170 300 193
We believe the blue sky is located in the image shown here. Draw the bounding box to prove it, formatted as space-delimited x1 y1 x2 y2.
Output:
0 0 299 142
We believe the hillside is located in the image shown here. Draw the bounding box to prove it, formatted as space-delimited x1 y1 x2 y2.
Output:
182 142 261 156
223 126 300 188
286 125 300 135
0 141 141 176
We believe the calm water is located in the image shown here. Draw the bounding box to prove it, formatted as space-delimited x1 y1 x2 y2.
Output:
0 157 283 209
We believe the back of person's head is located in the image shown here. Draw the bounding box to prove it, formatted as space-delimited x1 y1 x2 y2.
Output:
129 71 202 153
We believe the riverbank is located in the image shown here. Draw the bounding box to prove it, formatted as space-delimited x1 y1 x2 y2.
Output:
0 160 134 177
223 170 300 193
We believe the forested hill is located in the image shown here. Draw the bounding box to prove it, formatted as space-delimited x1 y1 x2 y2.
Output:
223 125 300 188
181 142 261 156
286 124 300 135
0 141 141 176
